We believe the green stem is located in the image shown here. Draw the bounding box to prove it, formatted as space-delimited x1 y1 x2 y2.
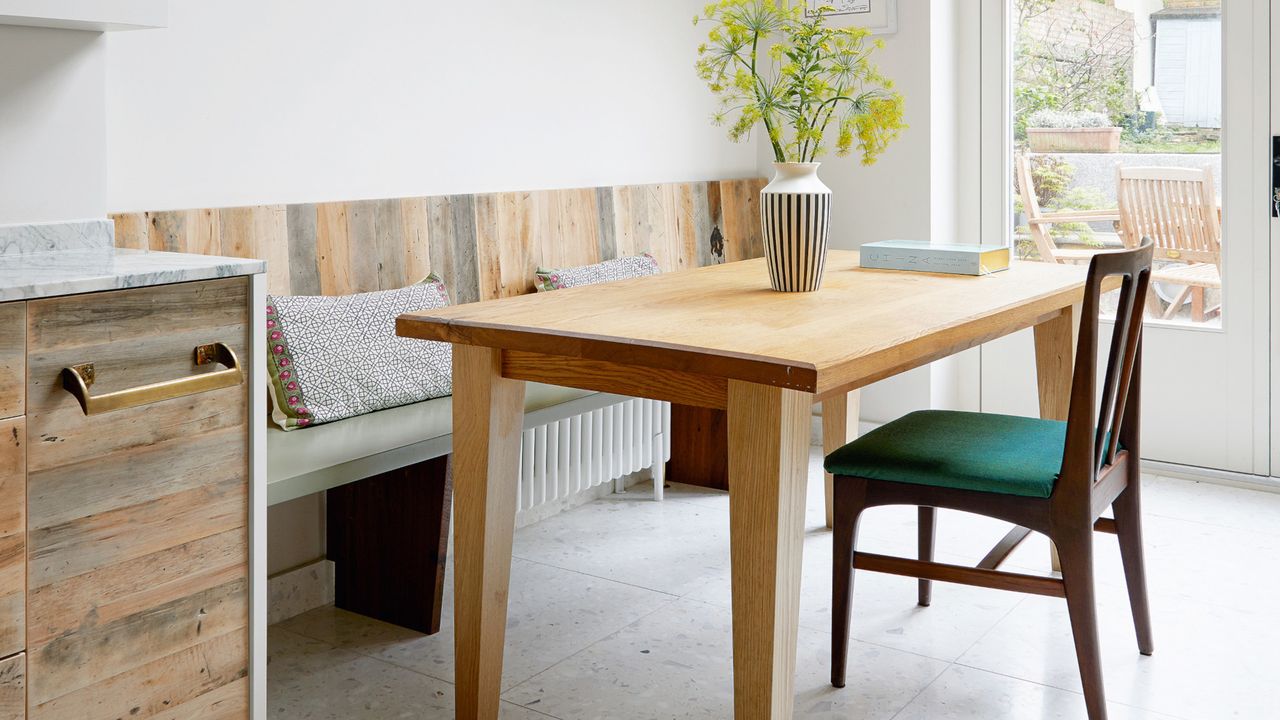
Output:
812 89 852 160
749 31 786 162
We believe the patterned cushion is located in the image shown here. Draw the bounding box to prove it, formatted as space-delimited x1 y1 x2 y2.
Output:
534 254 661 291
266 277 453 430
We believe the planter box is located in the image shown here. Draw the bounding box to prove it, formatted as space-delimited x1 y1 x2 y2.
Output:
1026 127 1122 153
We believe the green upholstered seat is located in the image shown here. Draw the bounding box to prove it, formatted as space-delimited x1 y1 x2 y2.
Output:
823 410 1068 499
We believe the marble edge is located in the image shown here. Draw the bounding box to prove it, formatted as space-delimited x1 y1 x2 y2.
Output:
0 218 114 256
0 251 266 302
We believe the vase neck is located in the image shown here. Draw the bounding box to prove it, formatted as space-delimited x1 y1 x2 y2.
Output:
771 162 821 181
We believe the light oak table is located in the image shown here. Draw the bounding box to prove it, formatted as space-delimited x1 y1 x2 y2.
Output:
397 250 1089 720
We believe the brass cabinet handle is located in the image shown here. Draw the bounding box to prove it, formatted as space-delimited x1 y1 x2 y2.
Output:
61 342 243 416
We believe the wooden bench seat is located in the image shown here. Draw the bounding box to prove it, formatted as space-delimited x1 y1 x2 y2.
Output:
267 382 611 506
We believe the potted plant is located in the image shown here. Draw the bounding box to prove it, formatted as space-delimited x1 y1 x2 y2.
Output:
695 0 906 292
1025 110 1121 153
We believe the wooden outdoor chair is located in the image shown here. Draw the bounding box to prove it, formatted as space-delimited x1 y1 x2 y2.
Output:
1016 154 1122 264
826 242 1156 720
1115 165 1222 321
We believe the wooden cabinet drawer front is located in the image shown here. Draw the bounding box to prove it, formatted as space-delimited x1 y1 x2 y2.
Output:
0 303 22 419
24 278 251 718
0 653 23 720
0 419 22 661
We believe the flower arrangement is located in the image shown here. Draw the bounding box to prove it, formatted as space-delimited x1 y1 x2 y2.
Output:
694 0 906 165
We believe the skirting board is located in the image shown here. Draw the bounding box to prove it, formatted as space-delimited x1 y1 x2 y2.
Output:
1143 459 1280 495
268 558 335 625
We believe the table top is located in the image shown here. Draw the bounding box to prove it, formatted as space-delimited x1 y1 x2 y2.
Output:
397 251 1092 396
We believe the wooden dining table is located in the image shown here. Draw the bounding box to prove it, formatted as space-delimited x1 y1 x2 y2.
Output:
397 250 1092 720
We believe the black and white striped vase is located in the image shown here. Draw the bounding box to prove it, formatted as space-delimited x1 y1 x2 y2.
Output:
759 162 832 292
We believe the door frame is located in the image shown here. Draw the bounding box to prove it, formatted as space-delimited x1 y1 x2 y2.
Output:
976 0 1272 477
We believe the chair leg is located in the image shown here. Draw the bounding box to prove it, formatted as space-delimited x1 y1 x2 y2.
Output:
831 476 867 689
1191 286 1205 323
1161 286 1192 320
1056 528 1108 720
918 506 935 607
1112 484 1154 655
1143 285 1164 318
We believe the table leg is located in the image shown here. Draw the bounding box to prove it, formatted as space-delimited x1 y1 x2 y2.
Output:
821 390 861 529
1033 304 1079 573
452 345 527 720
727 380 812 719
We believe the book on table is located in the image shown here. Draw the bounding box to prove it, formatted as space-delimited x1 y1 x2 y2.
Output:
858 240 1010 276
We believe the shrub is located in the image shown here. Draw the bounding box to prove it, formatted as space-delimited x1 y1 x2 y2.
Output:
1026 109 1112 129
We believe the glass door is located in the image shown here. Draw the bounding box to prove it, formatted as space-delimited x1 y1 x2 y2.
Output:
978 0 1270 476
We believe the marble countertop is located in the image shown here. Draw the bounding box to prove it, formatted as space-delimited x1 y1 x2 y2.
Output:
0 247 265 302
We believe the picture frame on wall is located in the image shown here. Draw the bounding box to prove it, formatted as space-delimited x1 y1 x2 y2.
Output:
807 0 898 35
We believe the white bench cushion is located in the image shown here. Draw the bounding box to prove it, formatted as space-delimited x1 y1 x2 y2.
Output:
267 384 628 505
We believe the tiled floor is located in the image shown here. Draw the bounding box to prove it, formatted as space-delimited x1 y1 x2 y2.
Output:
269 448 1280 719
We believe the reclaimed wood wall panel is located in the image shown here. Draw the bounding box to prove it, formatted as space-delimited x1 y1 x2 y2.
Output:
219 205 289 293
110 177 767 303
0 653 21 720
400 197 433 290
24 278 250 719
110 213 147 250
0 417 23 660
285 204 322 296
593 186 619 262
427 194 481 304
718 178 768 262
0 303 23 419
316 202 352 296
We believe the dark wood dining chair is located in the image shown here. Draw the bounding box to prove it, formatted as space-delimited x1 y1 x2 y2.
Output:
826 241 1155 720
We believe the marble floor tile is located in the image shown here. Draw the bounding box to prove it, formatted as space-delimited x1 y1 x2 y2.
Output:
995 507 1280 615
681 528 1021 663
893 665 1180 720
281 557 676 691
1142 474 1280 537
268 627 552 719
956 586 1280 720
501 598 948 720
510 491 733 596
655 447 845 532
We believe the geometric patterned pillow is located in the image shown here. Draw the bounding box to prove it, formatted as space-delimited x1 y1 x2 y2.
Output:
266 276 453 430
534 253 661 291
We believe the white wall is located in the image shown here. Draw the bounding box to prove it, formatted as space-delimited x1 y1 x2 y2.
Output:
0 25 105 224
1116 0 1163 90
105 0 760 212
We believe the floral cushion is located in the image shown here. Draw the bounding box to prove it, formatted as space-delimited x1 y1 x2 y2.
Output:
534 254 661 291
266 277 452 430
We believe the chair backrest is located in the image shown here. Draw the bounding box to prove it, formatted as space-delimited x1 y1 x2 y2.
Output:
1060 240 1153 500
112 178 768 301
1115 165 1220 265
1014 155 1061 263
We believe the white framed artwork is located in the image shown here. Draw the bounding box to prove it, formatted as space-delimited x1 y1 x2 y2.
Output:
806 0 898 35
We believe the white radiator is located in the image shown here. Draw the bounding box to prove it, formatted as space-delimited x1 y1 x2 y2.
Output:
516 398 670 516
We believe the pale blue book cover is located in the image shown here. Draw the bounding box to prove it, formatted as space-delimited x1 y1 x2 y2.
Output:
859 240 1011 276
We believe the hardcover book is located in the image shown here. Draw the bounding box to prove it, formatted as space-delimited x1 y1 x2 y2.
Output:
859 240 1010 276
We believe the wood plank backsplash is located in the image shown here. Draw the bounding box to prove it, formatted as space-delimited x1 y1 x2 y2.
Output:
112 178 768 301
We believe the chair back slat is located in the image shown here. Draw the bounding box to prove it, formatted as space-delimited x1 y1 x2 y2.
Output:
1115 165 1220 265
1063 241 1153 490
